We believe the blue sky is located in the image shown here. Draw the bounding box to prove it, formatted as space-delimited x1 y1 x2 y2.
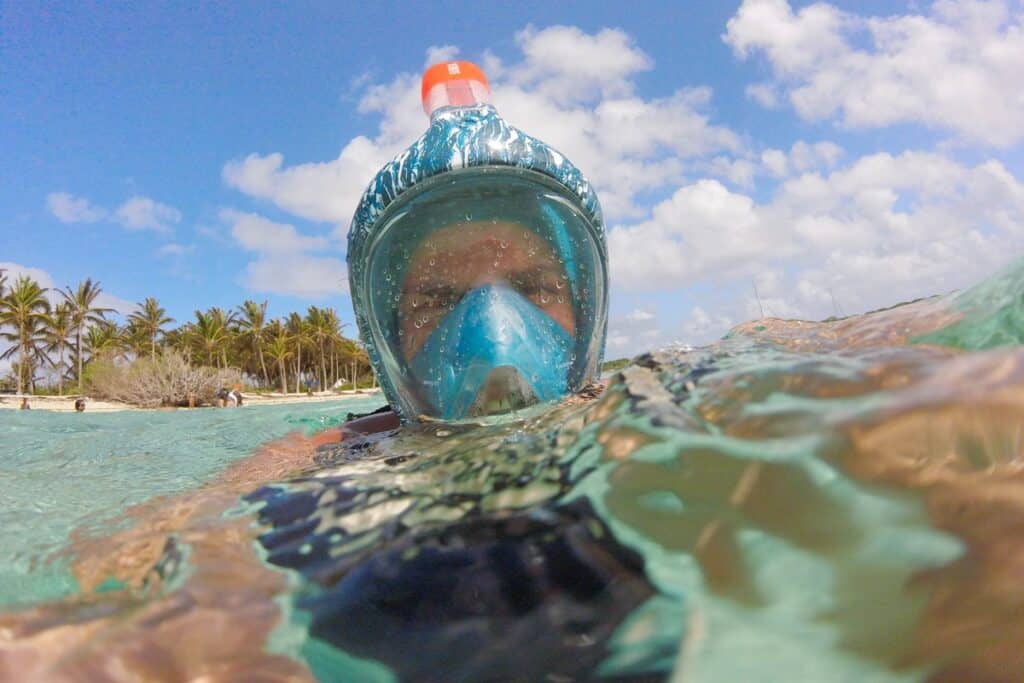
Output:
3 0 1023 358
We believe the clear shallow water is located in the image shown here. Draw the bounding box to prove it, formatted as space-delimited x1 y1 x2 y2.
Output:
0 397 382 608
2 259 1024 682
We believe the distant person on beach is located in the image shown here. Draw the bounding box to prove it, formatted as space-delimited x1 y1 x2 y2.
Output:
74 398 86 412
19 397 30 410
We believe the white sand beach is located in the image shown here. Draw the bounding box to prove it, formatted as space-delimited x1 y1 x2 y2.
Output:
0 389 383 413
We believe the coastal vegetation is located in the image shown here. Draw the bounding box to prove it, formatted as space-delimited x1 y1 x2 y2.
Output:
0 270 373 401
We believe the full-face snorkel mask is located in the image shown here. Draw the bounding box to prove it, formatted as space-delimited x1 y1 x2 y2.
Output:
347 61 608 423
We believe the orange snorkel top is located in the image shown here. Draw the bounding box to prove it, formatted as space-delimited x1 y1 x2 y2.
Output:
421 60 491 117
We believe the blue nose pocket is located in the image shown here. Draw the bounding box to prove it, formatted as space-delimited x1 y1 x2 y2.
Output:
409 285 573 420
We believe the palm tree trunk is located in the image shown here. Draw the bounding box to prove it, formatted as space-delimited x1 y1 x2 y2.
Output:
295 346 301 393
258 346 268 389
58 344 65 395
18 338 27 395
278 358 287 393
319 343 327 392
151 335 156 361
76 326 83 393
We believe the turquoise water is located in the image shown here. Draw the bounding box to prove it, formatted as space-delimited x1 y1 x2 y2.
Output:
2 258 1024 681
0 397 382 608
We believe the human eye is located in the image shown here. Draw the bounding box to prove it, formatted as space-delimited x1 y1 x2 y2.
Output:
513 268 564 304
418 285 460 310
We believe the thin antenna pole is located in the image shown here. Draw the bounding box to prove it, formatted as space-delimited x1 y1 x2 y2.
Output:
828 287 844 318
752 279 765 318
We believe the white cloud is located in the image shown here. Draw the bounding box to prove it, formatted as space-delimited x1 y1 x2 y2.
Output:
243 253 348 298
681 306 736 342
506 25 653 105
46 193 182 235
222 146 390 227
761 149 789 177
114 196 181 233
219 210 346 298
626 308 656 322
222 26 740 227
725 0 1024 146
607 304 664 357
221 209 330 253
745 83 780 108
706 156 758 189
609 179 773 290
789 140 843 172
424 44 460 67
761 140 843 178
157 243 194 257
46 192 106 223
609 151 1024 330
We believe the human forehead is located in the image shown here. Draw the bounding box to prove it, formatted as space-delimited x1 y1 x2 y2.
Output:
408 220 559 258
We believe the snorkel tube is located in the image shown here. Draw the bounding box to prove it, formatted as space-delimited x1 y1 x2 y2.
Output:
347 61 608 423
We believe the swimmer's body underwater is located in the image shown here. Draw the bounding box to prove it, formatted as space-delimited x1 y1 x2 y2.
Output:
291 59 608 446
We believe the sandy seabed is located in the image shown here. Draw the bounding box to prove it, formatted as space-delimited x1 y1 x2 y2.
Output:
0 389 382 413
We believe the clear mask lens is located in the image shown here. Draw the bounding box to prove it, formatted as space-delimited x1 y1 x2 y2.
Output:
361 168 607 421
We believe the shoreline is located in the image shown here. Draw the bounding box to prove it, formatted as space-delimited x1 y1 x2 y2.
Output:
0 389 383 413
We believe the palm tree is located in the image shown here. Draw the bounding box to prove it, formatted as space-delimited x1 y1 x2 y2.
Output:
306 306 331 391
237 300 269 387
190 308 234 367
322 307 347 389
128 297 173 360
0 275 51 394
85 320 126 361
44 302 74 395
347 339 371 391
263 320 293 394
164 326 191 363
62 278 115 392
286 312 311 393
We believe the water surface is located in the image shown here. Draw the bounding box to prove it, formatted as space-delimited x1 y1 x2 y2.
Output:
2 259 1024 682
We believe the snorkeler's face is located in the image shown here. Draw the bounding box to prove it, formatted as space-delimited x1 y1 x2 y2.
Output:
400 221 575 360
